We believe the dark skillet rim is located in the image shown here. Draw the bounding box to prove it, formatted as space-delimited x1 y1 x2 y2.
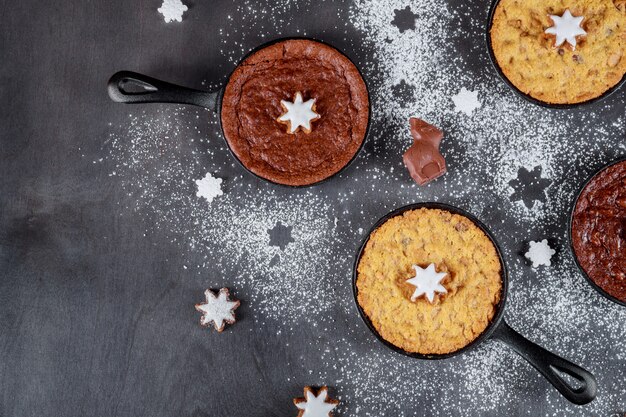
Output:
352 202 509 360
568 156 626 308
217 36 372 188
486 0 626 109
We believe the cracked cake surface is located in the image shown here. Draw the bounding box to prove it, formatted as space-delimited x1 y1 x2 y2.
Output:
221 39 369 186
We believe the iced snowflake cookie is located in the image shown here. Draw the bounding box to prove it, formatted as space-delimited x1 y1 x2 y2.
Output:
277 92 320 134
195 288 240 332
490 0 625 104
356 208 503 355
293 386 338 417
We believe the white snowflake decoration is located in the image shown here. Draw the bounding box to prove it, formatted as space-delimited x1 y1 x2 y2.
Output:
277 92 320 134
406 263 448 303
158 0 188 23
451 87 481 116
525 239 556 268
195 173 223 203
545 10 586 49
195 288 240 332
294 387 338 417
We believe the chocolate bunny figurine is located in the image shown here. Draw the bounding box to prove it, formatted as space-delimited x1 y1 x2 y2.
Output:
402 117 447 185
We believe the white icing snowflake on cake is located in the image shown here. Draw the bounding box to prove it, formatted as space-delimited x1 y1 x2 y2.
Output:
277 92 320 134
545 10 586 49
293 386 338 417
406 263 447 303
158 0 188 23
195 288 240 332
451 87 481 116
195 173 223 203
525 239 556 268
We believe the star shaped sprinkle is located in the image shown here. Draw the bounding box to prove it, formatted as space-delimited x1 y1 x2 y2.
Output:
293 386 338 417
406 263 447 303
545 10 586 49
508 165 552 209
451 87 481 116
277 92 320 134
195 288 240 332
157 0 188 23
525 239 556 268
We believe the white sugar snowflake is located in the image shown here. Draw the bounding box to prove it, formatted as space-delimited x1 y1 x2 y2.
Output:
545 10 586 49
451 87 481 116
195 173 223 203
525 239 556 268
406 263 447 303
157 0 188 23
195 288 240 332
277 92 320 134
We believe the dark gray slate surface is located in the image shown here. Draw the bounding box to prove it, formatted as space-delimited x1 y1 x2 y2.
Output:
1 1 625 416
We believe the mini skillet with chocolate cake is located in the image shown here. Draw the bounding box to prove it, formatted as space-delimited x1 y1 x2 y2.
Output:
221 39 370 186
571 159 626 304
108 38 369 186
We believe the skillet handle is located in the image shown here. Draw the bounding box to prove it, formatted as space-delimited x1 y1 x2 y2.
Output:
107 71 218 111
492 320 597 405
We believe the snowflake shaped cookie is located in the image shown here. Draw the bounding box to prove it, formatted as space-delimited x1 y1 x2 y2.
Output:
525 239 556 268
158 0 188 22
451 88 481 116
293 386 338 417
195 173 223 203
277 92 320 134
406 263 448 303
195 288 240 332
545 10 586 49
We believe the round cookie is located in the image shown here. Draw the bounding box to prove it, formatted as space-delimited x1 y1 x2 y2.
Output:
356 208 503 355
490 0 625 104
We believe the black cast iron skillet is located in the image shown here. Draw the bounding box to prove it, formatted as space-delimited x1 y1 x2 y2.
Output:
107 37 370 187
568 157 626 307
486 0 626 109
353 202 597 405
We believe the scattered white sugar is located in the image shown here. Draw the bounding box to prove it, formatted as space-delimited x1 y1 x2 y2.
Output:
195 172 223 203
525 239 556 268
451 87 481 116
157 0 188 23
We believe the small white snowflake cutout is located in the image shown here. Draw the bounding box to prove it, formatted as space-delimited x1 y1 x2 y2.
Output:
195 173 223 203
451 87 481 116
406 263 448 303
293 386 338 417
195 288 240 332
525 239 556 268
545 10 586 49
277 92 320 134
158 0 188 23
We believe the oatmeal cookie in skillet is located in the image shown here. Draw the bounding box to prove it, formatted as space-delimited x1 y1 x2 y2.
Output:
356 208 503 355
490 0 625 104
